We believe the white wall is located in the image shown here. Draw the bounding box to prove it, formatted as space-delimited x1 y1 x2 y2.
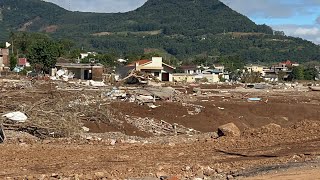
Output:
0 57 3 67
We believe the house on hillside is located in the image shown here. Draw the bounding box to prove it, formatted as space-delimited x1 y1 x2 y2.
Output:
179 65 202 75
262 60 298 82
0 48 9 70
279 60 299 68
213 64 225 72
127 57 176 82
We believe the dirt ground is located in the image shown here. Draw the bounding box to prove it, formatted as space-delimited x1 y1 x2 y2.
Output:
1 79 320 179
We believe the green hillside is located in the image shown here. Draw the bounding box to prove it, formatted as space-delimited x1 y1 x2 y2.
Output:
0 0 319 63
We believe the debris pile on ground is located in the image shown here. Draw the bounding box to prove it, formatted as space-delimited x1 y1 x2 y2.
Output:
125 115 200 136
1 78 320 179
122 70 160 84
103 86 184 105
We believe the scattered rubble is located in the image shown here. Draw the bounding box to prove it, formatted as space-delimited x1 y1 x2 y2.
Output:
0 78 319 179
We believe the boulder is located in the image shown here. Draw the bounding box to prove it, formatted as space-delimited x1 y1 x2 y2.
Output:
218 123 240 137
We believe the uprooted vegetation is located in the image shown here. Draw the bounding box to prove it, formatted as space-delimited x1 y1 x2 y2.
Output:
0 79 198 139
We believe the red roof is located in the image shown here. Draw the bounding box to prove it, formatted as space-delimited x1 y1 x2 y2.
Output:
282 60 292 65
18 58 27 66
280 60 298 65
127 59 151 66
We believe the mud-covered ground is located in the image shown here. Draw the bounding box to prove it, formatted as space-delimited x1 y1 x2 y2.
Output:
1 79 320 179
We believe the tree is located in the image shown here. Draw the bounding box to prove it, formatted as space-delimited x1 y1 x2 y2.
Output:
0 42 5 48
303 67 318 80
218 56 245 72
278 70 286 82
241 71 263 83
27 39 60 73
290 66 304 80
9 56 17 71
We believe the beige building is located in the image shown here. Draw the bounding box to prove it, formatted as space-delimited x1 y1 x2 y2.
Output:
0 48 9 70
245 65 266 76
132 57 175 82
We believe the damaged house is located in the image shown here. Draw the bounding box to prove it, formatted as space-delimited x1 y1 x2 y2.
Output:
120 57 176 82
55 63 104 81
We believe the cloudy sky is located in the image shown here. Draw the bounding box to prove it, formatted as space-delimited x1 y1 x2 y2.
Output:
45 0 320 44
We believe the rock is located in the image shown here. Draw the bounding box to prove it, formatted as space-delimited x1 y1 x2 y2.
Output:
72 174 81 180
84 174 94 179
193 178 203 180
157 166 164 171
185 166 191 171
218 123 240 137
86 136 93 140
156 172 168 178
94 172 105 178
212 174 224 179
38 174 46 180
26 175 35 180
227 175 234 180
215 168 223 174
19 143 29 147
160 176 168 180
51 173 59 178
203 167 215 176
195 170 204 177
82 126 90 132
192 164 204 172
110 139 117 146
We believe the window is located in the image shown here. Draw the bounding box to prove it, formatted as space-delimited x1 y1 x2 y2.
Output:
154 72 160 77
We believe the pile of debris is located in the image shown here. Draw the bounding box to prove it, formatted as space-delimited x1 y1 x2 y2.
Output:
121 70 160 84
51 69 75 81
125 115 200 136
103 86 183 105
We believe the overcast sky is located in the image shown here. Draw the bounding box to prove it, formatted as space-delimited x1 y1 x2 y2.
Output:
45 0 320 44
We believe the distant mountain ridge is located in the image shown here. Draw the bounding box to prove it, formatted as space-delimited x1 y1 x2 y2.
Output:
0 0 272 36
0 0 319 63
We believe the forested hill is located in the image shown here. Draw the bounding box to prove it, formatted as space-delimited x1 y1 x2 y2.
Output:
0 0 272 35
0 0 319 63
